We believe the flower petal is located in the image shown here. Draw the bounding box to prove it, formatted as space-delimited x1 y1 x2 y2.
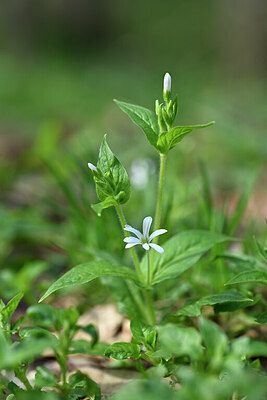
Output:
149 243 164 254
142 243 150 251
149 229 167 241
142 216 152 239
125 243 139 249
123 237 141 244
124 225 142 240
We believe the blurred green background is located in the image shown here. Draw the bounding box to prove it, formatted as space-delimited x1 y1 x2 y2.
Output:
0 0 266 304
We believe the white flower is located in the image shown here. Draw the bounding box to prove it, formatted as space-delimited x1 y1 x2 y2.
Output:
88 162 97 172
164 72 171 93
123 216 167 254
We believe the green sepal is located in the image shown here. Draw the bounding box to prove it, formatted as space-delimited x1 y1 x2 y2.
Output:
155 100 167 132
157 121 215 154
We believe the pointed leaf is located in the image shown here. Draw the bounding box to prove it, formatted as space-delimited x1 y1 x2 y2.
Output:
256 311 267 324
200 318 228 358
152 230 230 284
174 290 254 317
91 196 118 216
226 270 267 285
157 122 215 153
157 324 203 360
114 100 159 147
130 320 156 349
34 366 59 389
39 260 139 302
0 292 23 328
104 342 140 360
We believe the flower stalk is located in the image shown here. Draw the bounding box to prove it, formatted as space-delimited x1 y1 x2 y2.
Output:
115 205 156 325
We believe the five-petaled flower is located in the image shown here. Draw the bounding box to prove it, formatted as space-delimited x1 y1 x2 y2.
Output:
123 216 167 254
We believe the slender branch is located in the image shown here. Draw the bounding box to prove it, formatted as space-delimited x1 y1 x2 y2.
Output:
115 205 156 325
147 250 151 286
115 205 143 281
154 153 167 237
14 366 32 391
150 153 167 273
143 289 156 325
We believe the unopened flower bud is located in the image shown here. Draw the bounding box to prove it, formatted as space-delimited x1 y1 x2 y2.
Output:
163 72 171 93
88 163 97 172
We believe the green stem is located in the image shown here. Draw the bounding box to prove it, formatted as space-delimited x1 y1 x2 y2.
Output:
115 205 143 281
14 367 32 391
232 392 239 400
150 153 167 271
143 289 156 325
154 153 167 237
147 250 151 286
115 205 156 325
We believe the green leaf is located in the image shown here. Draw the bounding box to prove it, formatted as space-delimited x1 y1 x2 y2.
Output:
0 331 57 369
0 292 23 329
255 239 267 261
219 252 266 270
174 302 202 317
226 270 267 285
213 292 260 313
11 392 61 400
130 320 156 349
71 339 107 356
200 318 228 359
232 336 267 358
34 366 59 389
19 327 58 349
39 260 138 302
157 324 202 360
91 135 131 214
146 348 172 362
68 371 101 400
104 342 140 360
174 290 254 317
152 230 230 285
157 122 215 154
91 196 118 216
78 323 98 346
55 307 79 330
114 100 159 147
101 277 145 320
97 135 130 202
256 311 267 324
26 304 57 329
112 377 177 400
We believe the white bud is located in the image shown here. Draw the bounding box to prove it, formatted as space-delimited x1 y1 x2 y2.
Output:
163 72 171 93
88 163 97 172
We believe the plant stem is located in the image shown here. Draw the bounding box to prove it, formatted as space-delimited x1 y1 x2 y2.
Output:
14 367 32 391
154 153 167 237
115 205 156 325
147 250 151 286
232 392 239 400
150 152 167 271
143 289 156 325
115 205 143 281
